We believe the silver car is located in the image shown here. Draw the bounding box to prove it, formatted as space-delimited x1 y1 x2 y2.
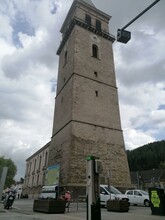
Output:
125 189 150 207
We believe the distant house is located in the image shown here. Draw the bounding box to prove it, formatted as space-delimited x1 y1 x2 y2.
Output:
130 169 165 190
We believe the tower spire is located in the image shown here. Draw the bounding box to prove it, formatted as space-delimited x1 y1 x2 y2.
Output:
80 0 95 7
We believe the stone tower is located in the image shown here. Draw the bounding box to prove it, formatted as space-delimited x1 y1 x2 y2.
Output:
48 0 131 193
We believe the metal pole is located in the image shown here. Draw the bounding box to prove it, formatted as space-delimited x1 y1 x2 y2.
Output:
121 0 160 30
107 170 111 200
136 171 140 189
0 167 8 203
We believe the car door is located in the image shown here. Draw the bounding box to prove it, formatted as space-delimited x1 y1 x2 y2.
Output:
126 190 134 204
133 190 143 205
100 187 109 206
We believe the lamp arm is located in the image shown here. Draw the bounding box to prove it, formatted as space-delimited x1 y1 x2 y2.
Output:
121 0 160 30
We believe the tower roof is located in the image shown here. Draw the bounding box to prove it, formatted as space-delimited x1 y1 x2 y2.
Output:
60 0 111 34
81 0 95 7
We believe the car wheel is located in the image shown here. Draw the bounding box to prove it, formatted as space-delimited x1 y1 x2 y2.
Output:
144 200 150 207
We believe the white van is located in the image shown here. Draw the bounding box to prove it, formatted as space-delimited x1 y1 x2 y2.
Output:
100 185 129 206
39 185 58 199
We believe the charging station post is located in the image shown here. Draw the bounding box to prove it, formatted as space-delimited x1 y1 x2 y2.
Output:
86 156 102 220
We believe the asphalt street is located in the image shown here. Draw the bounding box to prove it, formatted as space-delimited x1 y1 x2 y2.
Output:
0 199 164 220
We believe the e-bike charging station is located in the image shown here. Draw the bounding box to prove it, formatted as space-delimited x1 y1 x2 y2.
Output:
86 156 102 220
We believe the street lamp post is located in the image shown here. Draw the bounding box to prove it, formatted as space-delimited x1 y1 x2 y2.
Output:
117 0 160 43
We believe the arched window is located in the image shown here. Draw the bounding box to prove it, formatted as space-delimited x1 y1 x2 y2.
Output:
92 44 98 58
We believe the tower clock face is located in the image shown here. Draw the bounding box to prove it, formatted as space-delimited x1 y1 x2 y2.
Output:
90 35 100 43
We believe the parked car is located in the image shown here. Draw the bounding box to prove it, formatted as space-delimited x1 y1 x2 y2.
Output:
100 185 129 207
125 189 150 207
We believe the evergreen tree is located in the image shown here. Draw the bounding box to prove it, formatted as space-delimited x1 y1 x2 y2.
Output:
127 140 165 171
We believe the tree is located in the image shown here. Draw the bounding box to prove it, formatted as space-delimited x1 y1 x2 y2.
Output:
127 140 165 171
0 156 17 188
159 161 165 169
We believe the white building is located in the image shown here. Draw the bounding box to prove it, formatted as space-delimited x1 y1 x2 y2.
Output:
23 142 50 198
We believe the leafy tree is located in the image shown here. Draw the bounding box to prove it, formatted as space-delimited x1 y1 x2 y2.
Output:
0 156 17 188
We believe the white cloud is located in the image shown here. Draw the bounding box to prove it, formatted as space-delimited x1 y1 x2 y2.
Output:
124 128 155 150
0 14 13 43
150 110 165 128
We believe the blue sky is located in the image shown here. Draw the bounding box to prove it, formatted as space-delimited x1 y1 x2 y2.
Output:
0 0 164 179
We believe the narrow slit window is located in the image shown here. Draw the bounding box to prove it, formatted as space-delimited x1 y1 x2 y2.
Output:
95 90 98 97
92 44 98 58
64 51 67 65
94 71 98 77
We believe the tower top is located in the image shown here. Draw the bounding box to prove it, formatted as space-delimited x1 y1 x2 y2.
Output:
80 0 95 7
60 0 111 34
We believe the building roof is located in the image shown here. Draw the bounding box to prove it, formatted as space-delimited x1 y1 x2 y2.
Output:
26 141 50 161
130 169 165 183
161 170 165 181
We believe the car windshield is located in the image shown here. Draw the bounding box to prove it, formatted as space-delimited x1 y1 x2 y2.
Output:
105 186 122 195
139 190 148 195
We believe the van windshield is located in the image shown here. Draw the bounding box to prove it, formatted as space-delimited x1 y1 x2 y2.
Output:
41 186 58 193
105 186 122 195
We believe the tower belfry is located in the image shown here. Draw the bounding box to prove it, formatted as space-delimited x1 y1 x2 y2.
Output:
48 0 131 193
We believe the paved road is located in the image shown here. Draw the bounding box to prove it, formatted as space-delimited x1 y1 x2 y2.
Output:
0 199 164 220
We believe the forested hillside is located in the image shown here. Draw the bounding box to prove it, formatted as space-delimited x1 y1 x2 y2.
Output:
126 140 165 171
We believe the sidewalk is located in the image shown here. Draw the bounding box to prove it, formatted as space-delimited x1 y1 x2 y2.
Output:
0 200 164 220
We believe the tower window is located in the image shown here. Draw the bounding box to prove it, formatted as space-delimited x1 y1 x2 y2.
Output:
92 44 98 58
85 14 91 25
95 90 98 97
94 71 98 77
96 20 101 32
64 51 67 65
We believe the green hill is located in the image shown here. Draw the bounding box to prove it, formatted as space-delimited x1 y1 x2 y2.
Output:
126 140 165 171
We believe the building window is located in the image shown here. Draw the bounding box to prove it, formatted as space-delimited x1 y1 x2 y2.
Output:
32 176 34 187
37 174 39 185
34 159 37 172
85 14 91 25
29 162 32 174
39 156 42 169
92 44 98 58
64 51 67 65
95 90 98 97
42 173 45 185
44 152 48 166
96 19 101 32
94 71 98 77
